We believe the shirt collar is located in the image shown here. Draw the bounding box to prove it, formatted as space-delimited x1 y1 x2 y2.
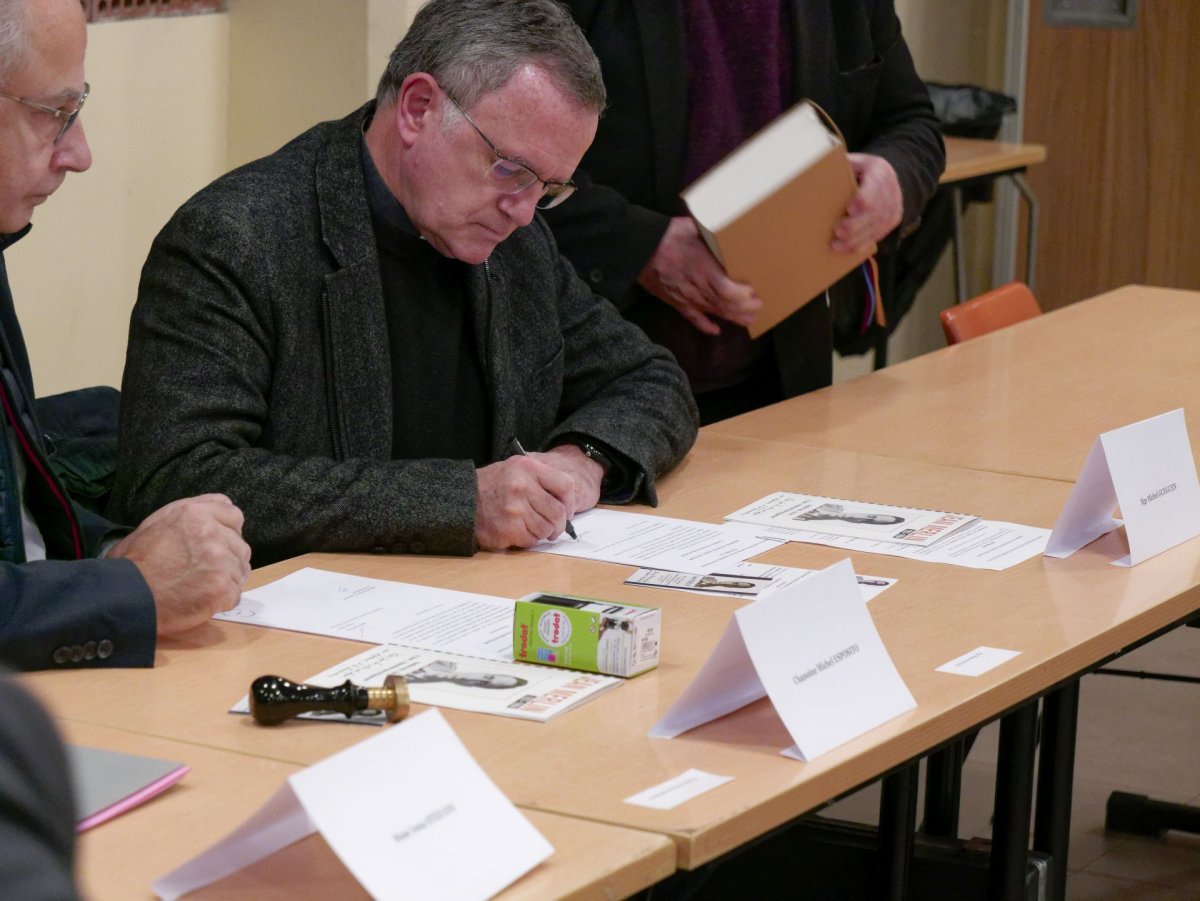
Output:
0 224 33 252
359 133 422 240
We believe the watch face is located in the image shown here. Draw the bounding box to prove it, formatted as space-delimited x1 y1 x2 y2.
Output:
581 442 610 468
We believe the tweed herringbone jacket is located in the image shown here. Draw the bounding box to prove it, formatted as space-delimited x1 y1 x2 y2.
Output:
111 105 698 566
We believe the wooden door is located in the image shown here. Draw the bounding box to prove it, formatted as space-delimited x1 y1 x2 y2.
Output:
1023 0 1200 311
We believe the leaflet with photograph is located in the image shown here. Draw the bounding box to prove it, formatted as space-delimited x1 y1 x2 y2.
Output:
725 492 978 546
625 562 895 603
231 644 620 724
720 518 1049 571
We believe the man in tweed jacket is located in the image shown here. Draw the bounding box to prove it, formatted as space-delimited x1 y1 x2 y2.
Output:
111 0 698 566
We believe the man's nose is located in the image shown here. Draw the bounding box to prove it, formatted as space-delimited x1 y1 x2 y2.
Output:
53 119 93 174
498 186 541 228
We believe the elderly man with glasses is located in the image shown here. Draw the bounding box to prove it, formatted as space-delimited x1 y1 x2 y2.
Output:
111 0 697 565
0 0 251 673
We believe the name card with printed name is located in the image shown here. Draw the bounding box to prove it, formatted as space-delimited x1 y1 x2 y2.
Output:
649 559 916 761
153 710 552 901
1046 409 1200 567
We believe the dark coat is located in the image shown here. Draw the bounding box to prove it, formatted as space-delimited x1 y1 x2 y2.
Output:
112 104 699 566
0 232 154 671
0 675 79 899
545 0 946 396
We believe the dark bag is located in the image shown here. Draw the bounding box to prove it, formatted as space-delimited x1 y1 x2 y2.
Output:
34 386 120 515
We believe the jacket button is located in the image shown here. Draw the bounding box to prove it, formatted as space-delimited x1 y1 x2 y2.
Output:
53 647 71 665
97 640 114 659
372 546 387 554
83 641 97 660
410 541 427 554
70 645 85 663
588 267 604 285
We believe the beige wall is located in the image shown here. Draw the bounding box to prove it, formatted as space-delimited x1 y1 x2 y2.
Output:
8 1 1004 397
227 0 422 168
7 13 230 396
7 2 425 396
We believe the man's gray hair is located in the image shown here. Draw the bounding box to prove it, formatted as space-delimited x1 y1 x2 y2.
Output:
376 0 605 115
0 0 30 84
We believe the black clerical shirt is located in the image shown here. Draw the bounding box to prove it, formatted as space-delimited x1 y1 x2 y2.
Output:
361 140 492 466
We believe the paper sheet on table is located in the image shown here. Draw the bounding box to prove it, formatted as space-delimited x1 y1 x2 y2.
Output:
217 567 514 660
720 519 1049 571
626 560 895 603
527 508 782 571
231 644 620 723
154 710 550 901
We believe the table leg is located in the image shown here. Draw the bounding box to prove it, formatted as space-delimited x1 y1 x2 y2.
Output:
878 763 919 900
989 702 1038 901
1010 173 1039 293
1034 681 1080 901
952 185 968 303
923 738 966 837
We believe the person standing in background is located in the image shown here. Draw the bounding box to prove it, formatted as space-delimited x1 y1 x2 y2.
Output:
545 1 944 423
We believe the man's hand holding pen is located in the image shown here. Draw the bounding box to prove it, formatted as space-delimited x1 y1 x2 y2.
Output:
472 440 602 550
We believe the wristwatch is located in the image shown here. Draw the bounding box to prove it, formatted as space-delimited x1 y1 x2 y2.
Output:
575 439 613 475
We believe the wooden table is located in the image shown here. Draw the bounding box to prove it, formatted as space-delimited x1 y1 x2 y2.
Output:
24 286 1200 899
42 719 675 901
711 284 1200 897
940 136 1048 302
941 137 1047 185
713 285 1200 483
25 431 1200 899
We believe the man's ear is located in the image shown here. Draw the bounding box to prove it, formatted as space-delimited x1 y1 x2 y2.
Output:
395 73 441 146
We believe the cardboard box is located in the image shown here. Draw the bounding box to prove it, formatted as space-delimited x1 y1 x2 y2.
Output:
513 593 660 678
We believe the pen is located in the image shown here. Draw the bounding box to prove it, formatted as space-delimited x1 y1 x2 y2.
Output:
508 437 579 540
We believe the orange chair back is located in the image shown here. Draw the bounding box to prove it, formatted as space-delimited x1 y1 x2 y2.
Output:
940 282 1042 345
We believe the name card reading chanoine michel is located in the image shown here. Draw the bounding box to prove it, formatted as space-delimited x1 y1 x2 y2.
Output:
649 559 915 761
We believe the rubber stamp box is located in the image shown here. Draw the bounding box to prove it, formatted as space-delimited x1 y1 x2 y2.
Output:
513 592 660 678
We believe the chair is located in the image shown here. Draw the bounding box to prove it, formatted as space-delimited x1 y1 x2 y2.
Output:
939 281 1042 345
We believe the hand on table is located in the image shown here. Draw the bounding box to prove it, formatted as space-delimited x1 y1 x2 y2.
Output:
109 494 251 635
475 447 601 549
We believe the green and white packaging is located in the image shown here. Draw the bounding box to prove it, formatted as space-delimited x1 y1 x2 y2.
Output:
512 592 661 677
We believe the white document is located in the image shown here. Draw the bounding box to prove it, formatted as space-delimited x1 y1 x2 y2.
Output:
936 646 1021 677
626 561 895 603
649 560 916 761
528 508 783 571
623 769 734 810
726 492 978 546
231 644 620 724
1045 409 1200 566
721 519 1049 571
154 710 551 901
217 567 514 660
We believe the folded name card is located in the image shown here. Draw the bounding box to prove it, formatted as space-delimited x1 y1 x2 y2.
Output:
649 559 916 761
1046 409 1200 566
153 710 551 901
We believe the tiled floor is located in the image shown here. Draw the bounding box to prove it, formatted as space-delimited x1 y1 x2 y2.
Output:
822 627 1200 899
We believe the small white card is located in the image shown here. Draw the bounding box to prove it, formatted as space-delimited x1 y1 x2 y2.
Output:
623 769 734 810
1046 409 1200 566
648 559 916 761
153 710 551 901
935 646 1021 677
